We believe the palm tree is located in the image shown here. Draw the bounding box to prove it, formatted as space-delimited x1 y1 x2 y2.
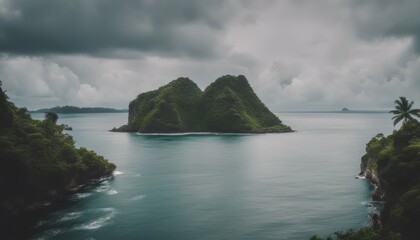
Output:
389 97 420 126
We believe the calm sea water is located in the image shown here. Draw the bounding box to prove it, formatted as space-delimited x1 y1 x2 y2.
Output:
30 112 395 240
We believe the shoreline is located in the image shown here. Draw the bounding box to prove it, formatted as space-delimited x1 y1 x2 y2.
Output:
1 172 116 239
358 154 384 229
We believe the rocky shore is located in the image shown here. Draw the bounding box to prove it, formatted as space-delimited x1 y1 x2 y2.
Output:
359 154 384 229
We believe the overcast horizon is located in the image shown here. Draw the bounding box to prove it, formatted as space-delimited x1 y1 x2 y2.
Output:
1 0 420 111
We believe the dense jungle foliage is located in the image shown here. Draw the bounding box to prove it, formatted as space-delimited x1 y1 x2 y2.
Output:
0 82 116 234
116 75 292 133
312 120 420 240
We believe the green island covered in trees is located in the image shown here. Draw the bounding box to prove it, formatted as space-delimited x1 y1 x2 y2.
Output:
0 82 116 237
32 105 127 114
311 97 420 240
113 75 292 133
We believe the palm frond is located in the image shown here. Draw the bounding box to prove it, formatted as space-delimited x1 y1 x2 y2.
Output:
393 115 404 126
407 114 415 121
408 109 420 118
408 101 414 110
389 110 401 114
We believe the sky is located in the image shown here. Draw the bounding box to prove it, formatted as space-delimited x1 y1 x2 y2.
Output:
1 0 420 111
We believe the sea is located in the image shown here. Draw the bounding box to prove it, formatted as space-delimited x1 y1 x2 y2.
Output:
29 111 395 240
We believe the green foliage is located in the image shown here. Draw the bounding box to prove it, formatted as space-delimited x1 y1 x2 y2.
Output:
119 75 292 133
314 120 420 239
389 97 420 126
364 120 420 239
45 111 58 124
0 82 14 129
125 77 202 132
0 85 116 212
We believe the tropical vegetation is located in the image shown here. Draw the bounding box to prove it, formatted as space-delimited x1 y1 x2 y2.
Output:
311 97 420 240
389 96 420 126
0 81 116 237
114 75 292 133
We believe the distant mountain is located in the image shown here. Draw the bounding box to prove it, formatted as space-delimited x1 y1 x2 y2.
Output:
32 106 127 113
114 75 292 133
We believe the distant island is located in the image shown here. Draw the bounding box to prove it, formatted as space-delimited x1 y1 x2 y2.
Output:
0 83 116 238
341 107 350 112
113 75 292 133
32 105 128 114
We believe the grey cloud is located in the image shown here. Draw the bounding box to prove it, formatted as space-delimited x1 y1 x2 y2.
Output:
270 62 300 89
0 0 239 58
349 0 420 51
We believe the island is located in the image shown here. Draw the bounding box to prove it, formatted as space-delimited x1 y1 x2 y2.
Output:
0 83 116 238
113 75 292 133
32 105 128 113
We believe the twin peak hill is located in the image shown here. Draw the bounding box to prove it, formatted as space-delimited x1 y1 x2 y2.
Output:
113 75 292 133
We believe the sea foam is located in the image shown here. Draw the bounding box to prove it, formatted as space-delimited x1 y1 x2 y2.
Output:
75 208 116 230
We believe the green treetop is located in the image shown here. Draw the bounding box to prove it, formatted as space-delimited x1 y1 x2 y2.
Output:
389 97 420 126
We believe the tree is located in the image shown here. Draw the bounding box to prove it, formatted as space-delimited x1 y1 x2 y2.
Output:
389 97 420 126
45 111 58 124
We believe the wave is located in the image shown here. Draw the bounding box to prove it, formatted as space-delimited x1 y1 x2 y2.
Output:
33 228 65 240
72 192 93 200
58 212 83 222
113 170 123 176
131 195 145 201
107 189 118 195
95 181 110 192
75 208 116 230
355 175 366 179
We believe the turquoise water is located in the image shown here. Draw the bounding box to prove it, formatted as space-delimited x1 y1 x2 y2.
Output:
31 112 395 240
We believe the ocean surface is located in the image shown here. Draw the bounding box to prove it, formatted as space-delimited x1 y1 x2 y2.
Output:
30 112 395 240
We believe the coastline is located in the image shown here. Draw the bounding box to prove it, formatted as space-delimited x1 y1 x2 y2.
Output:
1 171 116 239
359 154 384 229
111 126 294 134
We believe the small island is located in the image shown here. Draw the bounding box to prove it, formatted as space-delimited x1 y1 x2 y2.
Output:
113 75 292 133
32 106 127 114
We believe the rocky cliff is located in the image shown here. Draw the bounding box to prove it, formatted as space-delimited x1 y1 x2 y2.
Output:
359 122 420 239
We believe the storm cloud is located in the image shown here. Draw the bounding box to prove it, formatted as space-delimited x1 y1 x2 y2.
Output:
0 0 242 58
349 0 420 52
1 0 420 111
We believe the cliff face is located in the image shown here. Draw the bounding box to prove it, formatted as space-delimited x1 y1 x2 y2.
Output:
360 122 420 239
360 148 385 202
116 75 292 133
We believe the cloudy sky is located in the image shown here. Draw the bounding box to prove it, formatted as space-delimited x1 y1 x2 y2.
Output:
1 0 420 111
